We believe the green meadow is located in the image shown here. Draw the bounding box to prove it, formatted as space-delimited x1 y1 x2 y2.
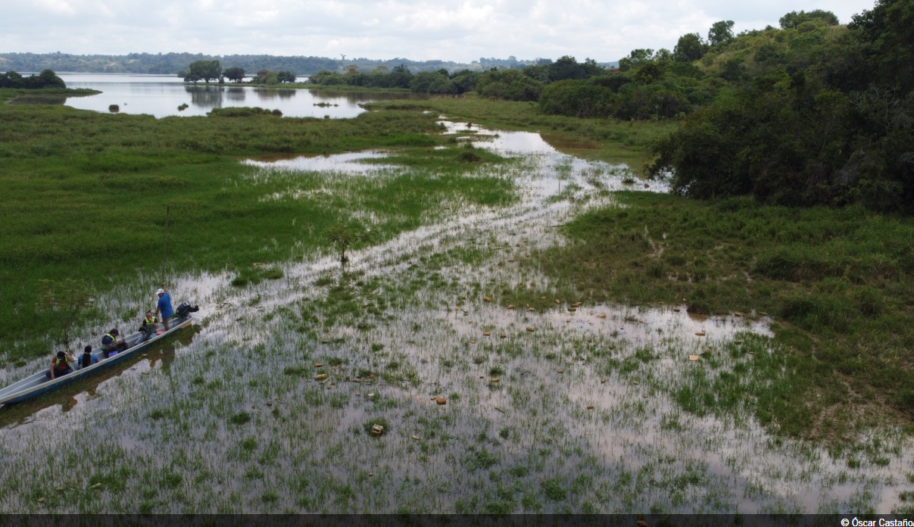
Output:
0 88 514 360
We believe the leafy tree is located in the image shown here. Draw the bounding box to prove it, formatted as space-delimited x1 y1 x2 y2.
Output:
476 69 543 101
410 71 446 93
450 70 481 94
0 69 66 89
521 65 550 83
618 49 654 72
708 20 735 46
36 279 92 353
427 75 458 94
548 56 604 81
780 10 839 29
325 223 368 269
186 60 221 84
387 64 414 89
277 70 296 83
673 33 706 62
850 0 914 91
223 66 245 83
539 80 614 117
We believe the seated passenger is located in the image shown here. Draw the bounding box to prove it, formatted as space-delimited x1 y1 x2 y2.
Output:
46 351 75 380
79 345 99 369
101 329 127 358
140 311 158 342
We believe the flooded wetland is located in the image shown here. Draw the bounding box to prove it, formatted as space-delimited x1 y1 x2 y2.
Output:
2 98 913 515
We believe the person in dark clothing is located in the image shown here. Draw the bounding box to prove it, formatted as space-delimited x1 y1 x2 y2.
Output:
79 345 99 369
46 351 75 380
101 329 127 358
140 311 158 342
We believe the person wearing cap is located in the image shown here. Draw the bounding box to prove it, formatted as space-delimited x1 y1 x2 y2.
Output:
101 329 126 359
155 283 173 331
46 350 75 380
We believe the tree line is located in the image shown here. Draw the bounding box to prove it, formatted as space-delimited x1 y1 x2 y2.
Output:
0 69 66 89
178 61 297 85
0 52 538 76
305 57 605 101
647 0 914 211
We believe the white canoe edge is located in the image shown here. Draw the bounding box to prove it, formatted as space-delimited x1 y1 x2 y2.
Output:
0 316 193 406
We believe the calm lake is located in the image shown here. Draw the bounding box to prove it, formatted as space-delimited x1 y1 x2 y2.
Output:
58 74 418 118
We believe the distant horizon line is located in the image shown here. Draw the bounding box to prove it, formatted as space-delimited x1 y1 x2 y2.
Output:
0 51 622 65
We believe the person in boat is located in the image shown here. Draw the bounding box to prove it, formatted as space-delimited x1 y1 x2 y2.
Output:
140 310 158 341
46 350 75 380
101 329 127 359
79 345 99 369
155 283 173 331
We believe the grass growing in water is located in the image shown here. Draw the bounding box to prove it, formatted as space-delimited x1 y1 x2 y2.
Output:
367 96 678 172
514 191 914 442
0 91 514 360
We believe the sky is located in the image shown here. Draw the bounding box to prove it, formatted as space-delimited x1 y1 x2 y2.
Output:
1 0 878 62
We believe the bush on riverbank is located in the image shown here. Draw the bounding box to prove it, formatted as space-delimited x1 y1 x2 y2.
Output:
0 69 66 89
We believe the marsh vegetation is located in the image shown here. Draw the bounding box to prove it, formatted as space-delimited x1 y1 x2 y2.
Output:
2 0 914 511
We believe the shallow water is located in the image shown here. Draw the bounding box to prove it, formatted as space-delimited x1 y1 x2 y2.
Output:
0 121 910 514
58 74 419 118
242 151 392 174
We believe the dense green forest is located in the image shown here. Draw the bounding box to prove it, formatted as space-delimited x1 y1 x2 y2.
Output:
649 0 914 211
306 56 603 99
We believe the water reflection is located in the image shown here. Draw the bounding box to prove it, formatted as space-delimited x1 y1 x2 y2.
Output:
253 88 296 100
242 151 392 175
59 74 422 119
225 87 245 102
0 325 199 428
186 86 224 109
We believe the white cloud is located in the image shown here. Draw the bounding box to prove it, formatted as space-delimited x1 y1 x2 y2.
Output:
0 0 878 61
33 0 76 15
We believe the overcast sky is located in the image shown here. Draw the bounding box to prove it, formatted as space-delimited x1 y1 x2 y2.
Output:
1 0 877 62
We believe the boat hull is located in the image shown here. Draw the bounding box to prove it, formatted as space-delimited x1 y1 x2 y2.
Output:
0 316 193 406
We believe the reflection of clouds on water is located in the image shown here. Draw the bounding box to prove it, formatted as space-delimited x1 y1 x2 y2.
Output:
185 86 223 109
61 74 432 118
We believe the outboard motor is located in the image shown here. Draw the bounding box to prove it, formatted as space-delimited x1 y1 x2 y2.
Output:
175 302 200 317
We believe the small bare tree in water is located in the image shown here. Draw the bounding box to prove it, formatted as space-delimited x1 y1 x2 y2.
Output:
36 279 92 352
325 222 369 270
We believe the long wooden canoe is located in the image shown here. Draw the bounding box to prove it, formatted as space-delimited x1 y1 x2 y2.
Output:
0 313 194 406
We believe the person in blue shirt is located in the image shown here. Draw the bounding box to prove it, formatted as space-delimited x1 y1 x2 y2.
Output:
156 283 174 331
78 345 99 369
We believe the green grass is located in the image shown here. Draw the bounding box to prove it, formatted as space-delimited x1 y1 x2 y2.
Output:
512 191 914 442
0 90 515 360
367 95 679 173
